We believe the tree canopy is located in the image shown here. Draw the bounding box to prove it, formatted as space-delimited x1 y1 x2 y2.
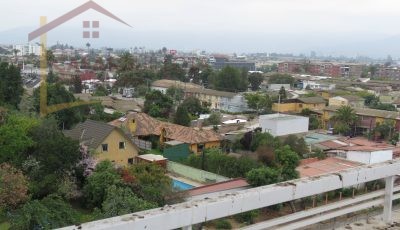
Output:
331 106 358 135
33 83 86 129
0 163 29 210
143 90 174 119
244 93 273 114
268 74 295 85
248 72 264 91
213 66 248 92
0 62 24 108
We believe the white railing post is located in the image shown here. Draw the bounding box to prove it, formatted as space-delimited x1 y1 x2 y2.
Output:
383 176 394 223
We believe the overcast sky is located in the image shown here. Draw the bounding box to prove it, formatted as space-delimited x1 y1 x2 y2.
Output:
1 0 399 57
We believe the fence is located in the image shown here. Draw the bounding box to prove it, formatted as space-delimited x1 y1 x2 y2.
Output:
133 138 152 150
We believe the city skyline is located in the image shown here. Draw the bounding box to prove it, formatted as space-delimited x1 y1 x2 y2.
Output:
1 0 400 57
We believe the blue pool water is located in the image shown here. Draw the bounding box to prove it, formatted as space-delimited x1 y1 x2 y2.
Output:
173 179 194 190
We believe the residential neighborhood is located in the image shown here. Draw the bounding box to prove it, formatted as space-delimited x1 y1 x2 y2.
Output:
2 0 400 229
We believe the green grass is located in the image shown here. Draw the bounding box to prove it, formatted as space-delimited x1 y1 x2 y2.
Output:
144 149 163 155
0 222 10 230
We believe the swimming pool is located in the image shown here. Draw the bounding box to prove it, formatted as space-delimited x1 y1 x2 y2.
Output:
172 179 194 190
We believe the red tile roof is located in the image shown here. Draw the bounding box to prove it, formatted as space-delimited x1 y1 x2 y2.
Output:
80 71 96 81
109 112 223 144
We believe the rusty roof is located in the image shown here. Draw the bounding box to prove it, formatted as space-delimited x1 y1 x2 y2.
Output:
187 178 249 197
297 157 362 178
109 113 223 144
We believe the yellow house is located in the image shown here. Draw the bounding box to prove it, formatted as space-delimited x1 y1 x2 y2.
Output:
64 120 139 166
322 106 400 131
273 97 326 113
328 95 364 108
109 113 223 154
184 88 236 110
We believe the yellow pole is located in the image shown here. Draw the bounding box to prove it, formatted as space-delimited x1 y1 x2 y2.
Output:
39 16 48 117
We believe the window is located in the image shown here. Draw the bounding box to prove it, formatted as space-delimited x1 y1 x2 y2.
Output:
128 158 134 165
198 144 205 152
102 144 108 152
119 141 125 149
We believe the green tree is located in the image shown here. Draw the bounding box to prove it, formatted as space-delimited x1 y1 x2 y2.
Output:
372 120 396 140
300 109 321 130
214 66 247 92
188 66 200 84
0 62 24 108
126 163 174 205
33 84 85 129
250 132 281 152
143 90 174 118
186 149 261 178
0 113 39 165
93 85 109 96
47 71 58 84
278 86 287 100
283 135 309 157
330 106 358 135
166 86 184 103
118 52 137 73
199 65 214 86
28 118 81 198
83 161 122 208
72 75 82 93
10 195 78 229
174 105 191 126
207 111 222 126
364 94 380 107
268 74 294 85
248 72 264 91
158 63 186 82
101 185 157 218
87 103 124 123
274 146 300 181
244 93 272 114
246 167 281 187
180 97 208 116
371 103 397 111
0 163 29 210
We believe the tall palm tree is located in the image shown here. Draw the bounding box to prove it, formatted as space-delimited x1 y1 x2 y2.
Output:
118 52 136 73
13 49 20 64
46 50 55 70
330 105 358 135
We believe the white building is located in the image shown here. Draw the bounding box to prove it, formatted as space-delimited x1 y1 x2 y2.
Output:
259 114 309 136
267 84 291 91
342 146 393 165
13 43 42 56
302 80 335 90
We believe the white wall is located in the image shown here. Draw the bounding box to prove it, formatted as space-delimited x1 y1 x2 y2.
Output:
260 114 309 136
346 150 393 164
268 84 291 91
151 86 168 94
346 151 372 164
371 150 393 164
